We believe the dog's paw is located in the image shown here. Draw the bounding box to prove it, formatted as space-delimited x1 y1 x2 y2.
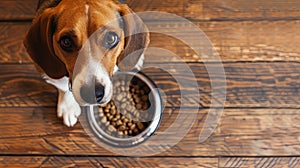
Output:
57 90 81 127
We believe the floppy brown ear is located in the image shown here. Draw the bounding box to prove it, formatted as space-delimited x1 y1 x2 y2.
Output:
117 4 150 71
23 9 67 79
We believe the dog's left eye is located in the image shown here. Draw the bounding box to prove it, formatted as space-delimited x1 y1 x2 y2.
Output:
60 36 73 51
103 31 119 49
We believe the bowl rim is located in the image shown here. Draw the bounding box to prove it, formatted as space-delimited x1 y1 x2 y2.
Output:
85 70 163 147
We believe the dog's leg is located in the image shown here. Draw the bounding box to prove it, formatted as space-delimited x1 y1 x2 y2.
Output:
43 76 81 127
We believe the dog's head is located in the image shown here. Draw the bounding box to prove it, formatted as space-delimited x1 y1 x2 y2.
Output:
24 0 149 105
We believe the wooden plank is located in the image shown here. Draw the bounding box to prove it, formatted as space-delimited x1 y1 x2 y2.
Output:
0 23 31 63
0 156 218 168
0 108 72 138
220 157 300 168
2 0 300 21
0 64 57 107
0 108 300 156
216 109 300 156
0 107 215 156
142 62 300 108
184 0 300 21
146 20 300 62
129 0 300 21
0 0 36 20
2 21 300 64
1 62 300 108
127 0 188 18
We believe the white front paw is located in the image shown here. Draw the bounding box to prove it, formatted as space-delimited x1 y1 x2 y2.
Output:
57 90 81 127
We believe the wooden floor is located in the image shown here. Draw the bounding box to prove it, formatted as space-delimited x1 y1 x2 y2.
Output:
1 0 300 167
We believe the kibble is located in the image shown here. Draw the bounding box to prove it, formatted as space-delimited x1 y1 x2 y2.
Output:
97 75 153 138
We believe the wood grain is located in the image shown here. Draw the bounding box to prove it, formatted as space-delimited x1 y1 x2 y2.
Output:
220 157 300 168
1 156 299 168
0 107 214 156
145 20 300 62
0 108 300 156
137 62 300 108
2 21 300 64
0 23 31 63
128 0 300 21
0 64 57 107
183 0 300 21
2 0 300 21
127 0 188 18
1 63 300 108
0 0 36 20
215 109 300 156
0 156 217 168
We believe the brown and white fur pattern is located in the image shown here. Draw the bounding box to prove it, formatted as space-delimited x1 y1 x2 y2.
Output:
23 0 149 126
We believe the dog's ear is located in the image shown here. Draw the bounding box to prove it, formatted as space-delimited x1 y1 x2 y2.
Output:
23 9 67 79
117 4 150 71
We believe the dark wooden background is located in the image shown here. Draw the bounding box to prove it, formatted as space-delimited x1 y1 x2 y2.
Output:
1 0 300 167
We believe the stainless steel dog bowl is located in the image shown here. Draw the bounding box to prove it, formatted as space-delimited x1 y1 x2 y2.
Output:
81 71 162 147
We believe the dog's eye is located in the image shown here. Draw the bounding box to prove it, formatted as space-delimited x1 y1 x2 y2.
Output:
60 36 73 51
103 31 119 49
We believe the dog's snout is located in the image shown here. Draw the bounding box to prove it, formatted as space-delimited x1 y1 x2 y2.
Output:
95 83 105 103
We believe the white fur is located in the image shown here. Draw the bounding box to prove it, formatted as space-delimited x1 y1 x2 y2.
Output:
135 54 144 70
43 76 69 92
85 4 89 22
44 75 81 127
113 65 119 74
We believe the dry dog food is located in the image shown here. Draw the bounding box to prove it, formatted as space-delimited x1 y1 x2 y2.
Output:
97 75 153 138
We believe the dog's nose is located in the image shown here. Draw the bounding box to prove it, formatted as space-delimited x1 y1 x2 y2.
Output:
95 83 105 103
80 83 105 104
80 85 94 103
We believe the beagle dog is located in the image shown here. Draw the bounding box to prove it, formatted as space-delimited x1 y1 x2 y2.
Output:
23 0 149 127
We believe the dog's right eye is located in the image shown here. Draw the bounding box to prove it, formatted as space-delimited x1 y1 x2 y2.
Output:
60 36 73 51
103 31 119 49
